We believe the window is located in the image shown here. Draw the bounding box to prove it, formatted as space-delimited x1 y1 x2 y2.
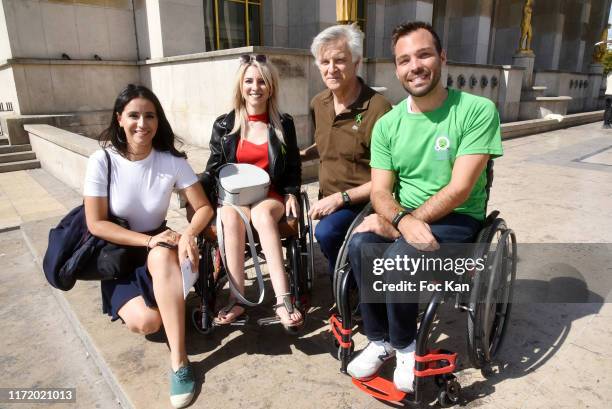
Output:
204 0 262 51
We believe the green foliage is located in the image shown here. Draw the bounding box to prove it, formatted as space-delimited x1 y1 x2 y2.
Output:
603 49 612 74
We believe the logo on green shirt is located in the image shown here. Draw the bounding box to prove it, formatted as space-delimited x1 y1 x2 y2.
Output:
434 136 450 151
434 135 451 160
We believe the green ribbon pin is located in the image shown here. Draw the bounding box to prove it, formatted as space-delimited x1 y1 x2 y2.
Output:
355 113 363 124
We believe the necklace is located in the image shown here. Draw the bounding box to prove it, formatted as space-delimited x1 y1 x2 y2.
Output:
247 112 269 123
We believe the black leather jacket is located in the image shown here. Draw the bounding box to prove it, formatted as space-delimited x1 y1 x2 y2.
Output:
201 110 301 202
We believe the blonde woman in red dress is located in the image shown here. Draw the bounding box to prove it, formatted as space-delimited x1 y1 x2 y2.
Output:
202 55 303 331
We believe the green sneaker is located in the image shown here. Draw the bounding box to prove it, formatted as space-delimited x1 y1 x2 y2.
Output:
170 364 196 408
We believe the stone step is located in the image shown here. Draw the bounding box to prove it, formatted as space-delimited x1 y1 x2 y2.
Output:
0 137 8 146
0 159 41 173
0 151 36 163
0 144 32 154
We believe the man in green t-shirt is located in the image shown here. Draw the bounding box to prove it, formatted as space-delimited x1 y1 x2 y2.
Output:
346 22 503 393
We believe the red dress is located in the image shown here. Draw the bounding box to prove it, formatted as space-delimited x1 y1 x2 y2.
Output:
236 138 284 203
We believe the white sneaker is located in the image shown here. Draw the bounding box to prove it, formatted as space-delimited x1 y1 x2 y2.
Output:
393 342 416 392
347 340 395 379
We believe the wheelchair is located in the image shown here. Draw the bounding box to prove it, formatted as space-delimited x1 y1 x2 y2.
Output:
190 191 315 335
329 160 517 407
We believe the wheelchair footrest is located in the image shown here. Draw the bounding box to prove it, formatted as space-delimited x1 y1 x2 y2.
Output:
414 349 457 378
351 376 409 403
329 314 352 348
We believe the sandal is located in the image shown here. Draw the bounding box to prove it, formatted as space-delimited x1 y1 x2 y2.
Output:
213 299 249 326
272 293 304 334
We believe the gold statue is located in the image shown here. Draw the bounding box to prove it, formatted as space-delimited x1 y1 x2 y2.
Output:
336 0 357 24
593 24 610 63
518 0 534 53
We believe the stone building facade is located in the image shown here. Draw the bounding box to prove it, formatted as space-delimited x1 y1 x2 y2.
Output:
0 0 610 147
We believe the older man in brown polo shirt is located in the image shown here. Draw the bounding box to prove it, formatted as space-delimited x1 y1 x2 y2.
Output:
301 23 391 283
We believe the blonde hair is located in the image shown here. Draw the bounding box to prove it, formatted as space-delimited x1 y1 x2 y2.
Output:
231 58 285 143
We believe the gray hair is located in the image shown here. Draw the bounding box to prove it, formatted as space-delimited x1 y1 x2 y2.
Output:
310 23 364 64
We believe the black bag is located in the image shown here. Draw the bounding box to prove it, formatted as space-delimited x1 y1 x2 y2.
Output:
43 150 138 290
77 213 140 282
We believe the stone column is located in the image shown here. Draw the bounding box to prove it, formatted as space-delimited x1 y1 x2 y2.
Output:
558 0 589 72
586 63 604 111
432 0 450 52
365 0 386 59
498 65 524 122
524 0 564 70
376 0 433 59
288 0 336 50
263 0 289 47
134 0 205 59
444 0 493 64
513 52 535 89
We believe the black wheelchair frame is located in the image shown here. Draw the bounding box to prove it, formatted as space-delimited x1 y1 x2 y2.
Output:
191 191 315 335
329 160 517 406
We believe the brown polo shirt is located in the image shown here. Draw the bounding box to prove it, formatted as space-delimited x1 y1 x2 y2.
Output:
311 78 392 197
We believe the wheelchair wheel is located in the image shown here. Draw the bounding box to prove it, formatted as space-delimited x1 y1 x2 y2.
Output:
191 306 214 335
437 375 461 408
192 240 218 335
299 191 315 292
333 242 361 322
332 203 372 307
286 237 306 308
466 218 517 368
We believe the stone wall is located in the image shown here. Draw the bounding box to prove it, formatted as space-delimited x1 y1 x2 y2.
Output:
139 47 324 148
534 71 592 113
1 0 137 60
0 65 19 113
364 59 511 108
7 60 139 115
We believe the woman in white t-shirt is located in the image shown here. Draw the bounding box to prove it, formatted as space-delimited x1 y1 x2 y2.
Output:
83 84 213 409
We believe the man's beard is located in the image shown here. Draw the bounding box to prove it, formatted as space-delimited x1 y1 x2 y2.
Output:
401 68 441 97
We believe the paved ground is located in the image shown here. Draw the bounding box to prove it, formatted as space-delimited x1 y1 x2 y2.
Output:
1 121 611 408
0 229 119 409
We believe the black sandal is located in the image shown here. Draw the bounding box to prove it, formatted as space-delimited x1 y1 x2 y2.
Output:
213 299 249 326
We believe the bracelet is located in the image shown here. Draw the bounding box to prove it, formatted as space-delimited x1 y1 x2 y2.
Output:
145 235 153 248
341 191 351 207
391 209 411 229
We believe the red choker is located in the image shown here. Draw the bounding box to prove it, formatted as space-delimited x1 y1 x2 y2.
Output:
247 113 269 123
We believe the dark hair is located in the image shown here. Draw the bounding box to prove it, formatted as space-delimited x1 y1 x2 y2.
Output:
391 21 443 56
99 84 186 158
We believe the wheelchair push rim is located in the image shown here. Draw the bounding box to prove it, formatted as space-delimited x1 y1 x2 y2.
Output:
299 191 315 293
482 229 516 361
466 218 517 368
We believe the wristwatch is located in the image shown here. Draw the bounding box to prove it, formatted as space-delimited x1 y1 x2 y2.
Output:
391 209 411 229
341 191 351 207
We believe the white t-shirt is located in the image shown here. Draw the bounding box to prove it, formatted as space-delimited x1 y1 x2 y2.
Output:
83 148 198 232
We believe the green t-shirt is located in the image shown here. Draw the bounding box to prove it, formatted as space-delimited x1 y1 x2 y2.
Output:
370 89 503 221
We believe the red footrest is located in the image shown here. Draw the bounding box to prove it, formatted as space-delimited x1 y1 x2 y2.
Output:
352 376 408 403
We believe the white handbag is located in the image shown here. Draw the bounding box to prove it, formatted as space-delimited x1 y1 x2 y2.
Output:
217 163 270 206
216 163 272 306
